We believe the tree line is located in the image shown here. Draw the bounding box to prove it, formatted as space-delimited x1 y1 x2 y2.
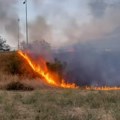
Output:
0 36 10 51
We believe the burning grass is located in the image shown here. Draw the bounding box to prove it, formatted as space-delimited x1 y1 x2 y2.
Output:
0 51 51 90
0 51 120 120
18 50 78 88
0 51 120 90
17 50 120 90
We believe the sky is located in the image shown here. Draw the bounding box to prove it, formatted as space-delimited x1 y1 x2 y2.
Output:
17 0 91 48
0 0 120 49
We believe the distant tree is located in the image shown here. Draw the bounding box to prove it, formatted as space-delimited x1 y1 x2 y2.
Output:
0 36 10 51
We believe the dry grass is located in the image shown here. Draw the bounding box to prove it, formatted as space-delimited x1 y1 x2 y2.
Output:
0 71 52 90
0 90 119 120
0 52 120 120
0 52 14 73
0 52 49 90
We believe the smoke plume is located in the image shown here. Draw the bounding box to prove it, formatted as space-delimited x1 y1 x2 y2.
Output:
29 16 52 45
31 0 120 48
89 0 107 18
0 0 19 43
29 0 120 86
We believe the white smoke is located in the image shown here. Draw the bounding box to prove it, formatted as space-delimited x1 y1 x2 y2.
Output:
0 0 19 43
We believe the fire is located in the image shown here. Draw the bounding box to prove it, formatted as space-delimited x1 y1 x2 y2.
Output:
85 86 120 91
18 50 120 90
18 50 78 88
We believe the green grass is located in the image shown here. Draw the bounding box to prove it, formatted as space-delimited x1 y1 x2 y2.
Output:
0 90 119 120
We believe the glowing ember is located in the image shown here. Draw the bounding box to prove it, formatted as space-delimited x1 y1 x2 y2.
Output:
18 50 78 88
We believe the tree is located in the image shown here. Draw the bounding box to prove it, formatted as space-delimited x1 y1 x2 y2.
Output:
0 36 10 51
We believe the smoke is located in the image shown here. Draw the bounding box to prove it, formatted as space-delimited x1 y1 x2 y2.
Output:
29 0 120 86
0 0 120 86
31 0 71 47
1 0 120 48
55 42 120 87
30 0 120 48
0 0 19 42
21 39 53 62
29 16 52 44
66 1 120 45
89 0 107 18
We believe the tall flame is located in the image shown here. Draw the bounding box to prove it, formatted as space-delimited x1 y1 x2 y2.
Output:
18 50 77 88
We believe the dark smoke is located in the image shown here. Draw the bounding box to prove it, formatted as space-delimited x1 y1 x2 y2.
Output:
55 38 120 87
28 0 120 86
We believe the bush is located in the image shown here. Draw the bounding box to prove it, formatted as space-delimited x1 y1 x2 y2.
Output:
46 58 67 80
6 81 34 91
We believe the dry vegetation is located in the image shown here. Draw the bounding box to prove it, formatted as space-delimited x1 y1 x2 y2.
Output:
0 90 119 120
0 52 50 90
0 52 120 120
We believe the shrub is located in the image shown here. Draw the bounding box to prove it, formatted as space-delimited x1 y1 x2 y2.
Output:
6 81 34 91
46 58 67 80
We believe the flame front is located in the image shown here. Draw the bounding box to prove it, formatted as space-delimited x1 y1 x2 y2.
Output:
18 50 77 88
85 86 120 91
18 50 120 90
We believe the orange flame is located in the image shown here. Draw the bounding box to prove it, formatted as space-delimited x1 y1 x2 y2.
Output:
18 50 78 88
85 86 120 91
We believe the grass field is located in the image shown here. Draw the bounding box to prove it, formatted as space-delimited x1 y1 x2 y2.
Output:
0 52 120 120
0 90 120 120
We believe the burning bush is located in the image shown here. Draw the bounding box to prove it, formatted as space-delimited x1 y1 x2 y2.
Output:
46 58 67 80
18 50 77 88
